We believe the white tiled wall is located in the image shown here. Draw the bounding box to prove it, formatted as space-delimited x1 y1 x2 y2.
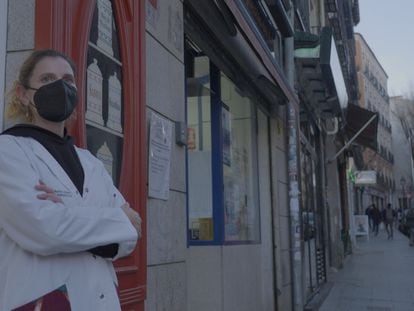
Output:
145 0 187 310
6 0 34 51
4 0 35 130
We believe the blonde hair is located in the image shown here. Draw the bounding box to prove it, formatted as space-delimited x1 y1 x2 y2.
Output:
6 81 35 123
6 49 76 123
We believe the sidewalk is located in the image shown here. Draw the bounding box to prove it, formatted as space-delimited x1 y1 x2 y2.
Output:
319 227 414 311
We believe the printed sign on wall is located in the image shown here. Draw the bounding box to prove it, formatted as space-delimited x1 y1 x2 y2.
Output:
148 112 172 200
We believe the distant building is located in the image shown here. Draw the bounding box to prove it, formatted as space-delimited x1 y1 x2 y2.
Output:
390 96 414 209
355 33 394 210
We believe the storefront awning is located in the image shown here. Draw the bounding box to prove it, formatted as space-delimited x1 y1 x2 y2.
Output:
345 104 378 151
185 0 299 108
326 104 378 164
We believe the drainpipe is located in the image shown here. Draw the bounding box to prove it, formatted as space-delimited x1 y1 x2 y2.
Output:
319 0 325 28
285 4 304 311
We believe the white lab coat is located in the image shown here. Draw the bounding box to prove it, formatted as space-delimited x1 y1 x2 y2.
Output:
0 135 138 310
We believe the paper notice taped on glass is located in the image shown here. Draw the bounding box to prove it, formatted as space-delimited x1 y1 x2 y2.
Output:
148 112 173 200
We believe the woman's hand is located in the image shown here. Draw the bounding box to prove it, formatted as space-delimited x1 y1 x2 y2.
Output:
121 202 142 238
35 180 63 204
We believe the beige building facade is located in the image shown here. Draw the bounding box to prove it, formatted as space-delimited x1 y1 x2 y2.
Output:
355 33 394 210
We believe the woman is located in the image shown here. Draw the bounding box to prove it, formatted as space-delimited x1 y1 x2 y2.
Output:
0 50 141 310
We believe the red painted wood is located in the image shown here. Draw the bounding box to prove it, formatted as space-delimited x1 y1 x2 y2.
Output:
35 1 147 310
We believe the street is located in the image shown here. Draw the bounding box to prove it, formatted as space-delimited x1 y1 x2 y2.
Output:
320 226 414 311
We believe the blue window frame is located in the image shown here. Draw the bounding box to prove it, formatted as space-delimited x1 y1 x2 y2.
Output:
185 41 260 246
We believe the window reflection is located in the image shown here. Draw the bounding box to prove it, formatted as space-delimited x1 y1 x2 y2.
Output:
221 73 259 242
185 41 260 243
187 54 214 241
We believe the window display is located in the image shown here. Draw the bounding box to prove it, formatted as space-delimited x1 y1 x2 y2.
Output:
186 54 214 241
221 74 259 242
186 40 260 243
86 0 123 186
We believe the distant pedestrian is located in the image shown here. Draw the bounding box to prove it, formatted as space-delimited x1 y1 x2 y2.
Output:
404 207 414 246
383 203 394 239
365 205 373 230
397 207 403 228
371 204 382 236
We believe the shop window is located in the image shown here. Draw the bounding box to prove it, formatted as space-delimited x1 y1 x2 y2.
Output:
187 54 214 241
86 0 124 186
186 40 260 244
221 73 260 242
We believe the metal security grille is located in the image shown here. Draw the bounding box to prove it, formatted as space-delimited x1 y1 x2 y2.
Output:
316 248 326 283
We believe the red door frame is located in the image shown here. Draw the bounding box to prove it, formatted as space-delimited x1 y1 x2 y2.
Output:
35 0 147 309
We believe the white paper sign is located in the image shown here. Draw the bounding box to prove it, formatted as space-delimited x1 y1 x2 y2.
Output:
86 59 104 125
96 141 114 179
354 215 369 236
107 72 122 132
97 0 114 56
148 112 172 200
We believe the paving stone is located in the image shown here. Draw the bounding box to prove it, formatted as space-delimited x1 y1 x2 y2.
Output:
320 228 414 311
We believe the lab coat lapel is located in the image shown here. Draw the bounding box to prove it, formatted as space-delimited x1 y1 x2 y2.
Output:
74 147 97 190
30 140 78 193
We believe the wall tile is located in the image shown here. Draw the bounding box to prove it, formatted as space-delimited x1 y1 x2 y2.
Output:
187 247 222 311
7 0 34 51
274 147 288 184
146 262 186 311
277 181 289 217
147 191 186 265
146 34 185 122
279 216 290 251
222 245 265 311
145 0 184 62
280 249 292 286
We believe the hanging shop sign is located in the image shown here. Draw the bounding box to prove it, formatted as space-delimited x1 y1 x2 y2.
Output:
355 170 377 185
294 27 347 119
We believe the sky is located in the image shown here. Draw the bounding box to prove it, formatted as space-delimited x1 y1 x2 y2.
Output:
354 1 414 96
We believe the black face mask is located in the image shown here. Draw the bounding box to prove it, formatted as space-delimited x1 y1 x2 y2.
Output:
26 79 78 122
